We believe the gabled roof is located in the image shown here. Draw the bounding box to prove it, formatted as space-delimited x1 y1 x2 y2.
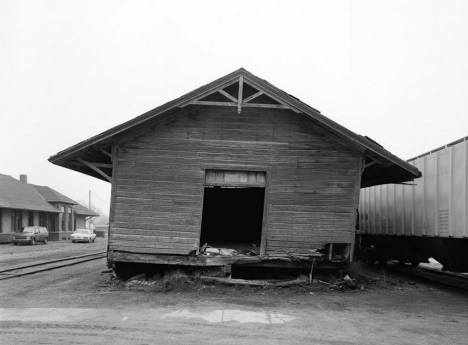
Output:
48 68 421 187
74 204 100 217
30 185 77 205
0 174 100 217
0 174 60 213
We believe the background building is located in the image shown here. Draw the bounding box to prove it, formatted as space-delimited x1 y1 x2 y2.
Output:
0 174 99 243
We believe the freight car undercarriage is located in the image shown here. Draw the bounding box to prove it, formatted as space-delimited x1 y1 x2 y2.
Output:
359 234 468 272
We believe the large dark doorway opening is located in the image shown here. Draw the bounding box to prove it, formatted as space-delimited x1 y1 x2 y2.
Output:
200 186 265 251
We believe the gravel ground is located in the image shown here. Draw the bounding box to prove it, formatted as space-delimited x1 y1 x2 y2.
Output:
1 239 467 345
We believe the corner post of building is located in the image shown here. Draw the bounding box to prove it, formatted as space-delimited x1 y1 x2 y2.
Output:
58 205 63 232
108 142 119 253
64 206 69 233
71 205 75 232
351 154 366 262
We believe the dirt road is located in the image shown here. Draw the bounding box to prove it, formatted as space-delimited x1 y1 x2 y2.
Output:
0 239 467 344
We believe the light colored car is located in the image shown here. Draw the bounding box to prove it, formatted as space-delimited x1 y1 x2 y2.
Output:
12 226 49 245
70 229 96 243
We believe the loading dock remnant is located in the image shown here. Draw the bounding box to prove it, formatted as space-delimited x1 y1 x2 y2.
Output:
49 68 421 276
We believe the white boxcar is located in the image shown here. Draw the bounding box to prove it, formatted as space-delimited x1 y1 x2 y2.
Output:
359 137 468 271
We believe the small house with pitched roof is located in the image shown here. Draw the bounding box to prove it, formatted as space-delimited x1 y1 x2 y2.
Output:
49 68 420 274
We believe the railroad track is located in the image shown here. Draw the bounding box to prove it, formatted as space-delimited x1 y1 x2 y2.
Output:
385 261 468 292
0 252 107 281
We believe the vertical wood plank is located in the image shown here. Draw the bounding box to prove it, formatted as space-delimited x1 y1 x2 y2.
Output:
379 185 383 234
448 146 453 237
369 188 372 234
401 184 405 235
434 152 439 237
373 186 377 235
260 168 272 257
350 154 364 262
385 184 389 235
464 141 468 238
422 156 426 236
237 75 244 114
195 167 206 253
411 174 415 236
109 143 119 250
392 184 396 235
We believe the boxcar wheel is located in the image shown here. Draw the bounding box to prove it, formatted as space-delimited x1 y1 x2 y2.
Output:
411 261 420 268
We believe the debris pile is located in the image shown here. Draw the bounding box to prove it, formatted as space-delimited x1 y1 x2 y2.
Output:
315 273 357 291
117 270 198 293
197 243 259 256
200 275 310 287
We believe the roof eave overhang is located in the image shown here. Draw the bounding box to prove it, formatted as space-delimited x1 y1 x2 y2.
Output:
49 71 243 165
49 68 421 186
0 205 61 213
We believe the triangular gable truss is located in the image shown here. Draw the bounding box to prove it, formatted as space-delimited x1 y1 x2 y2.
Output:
179 75 300 114
49 68 421 186
67 75 303 182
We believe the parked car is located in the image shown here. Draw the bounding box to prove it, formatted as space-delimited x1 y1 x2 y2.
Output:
12 226 49 245
70 229 96 243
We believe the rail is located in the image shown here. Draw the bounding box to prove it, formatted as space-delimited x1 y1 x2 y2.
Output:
0 251 107 281
386 261 468 291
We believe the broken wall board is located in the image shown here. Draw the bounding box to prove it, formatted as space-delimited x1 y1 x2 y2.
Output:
108 251 262 267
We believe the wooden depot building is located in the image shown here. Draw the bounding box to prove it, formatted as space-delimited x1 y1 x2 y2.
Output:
49 68 421 275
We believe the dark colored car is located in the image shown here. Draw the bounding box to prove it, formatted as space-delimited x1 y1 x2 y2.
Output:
12 226 49 245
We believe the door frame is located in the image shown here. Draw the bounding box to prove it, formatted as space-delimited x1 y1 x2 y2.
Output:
198 164 271 257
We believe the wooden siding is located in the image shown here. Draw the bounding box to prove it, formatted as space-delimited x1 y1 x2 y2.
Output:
109 106 360 256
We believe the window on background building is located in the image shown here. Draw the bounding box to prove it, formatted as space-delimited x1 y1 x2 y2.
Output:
28 211 34 226
39 212 47 227
68 207 72 232
60 206 66 231
48 214 56 231
11 210 22 232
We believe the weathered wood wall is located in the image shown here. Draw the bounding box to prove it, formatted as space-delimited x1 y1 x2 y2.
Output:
109 106 361 256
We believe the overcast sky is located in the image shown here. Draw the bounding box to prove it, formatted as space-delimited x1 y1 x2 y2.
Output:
1 0 467 215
